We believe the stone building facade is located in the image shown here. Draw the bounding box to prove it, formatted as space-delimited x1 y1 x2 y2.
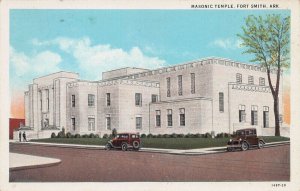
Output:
15 57 289 139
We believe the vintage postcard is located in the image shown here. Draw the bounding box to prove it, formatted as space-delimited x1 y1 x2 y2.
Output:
0 0 300 190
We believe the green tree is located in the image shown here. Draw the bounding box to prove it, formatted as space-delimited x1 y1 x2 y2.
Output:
238 14 290 136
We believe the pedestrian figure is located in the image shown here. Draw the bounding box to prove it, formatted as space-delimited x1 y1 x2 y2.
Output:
22 131 27 142
19 131 22 142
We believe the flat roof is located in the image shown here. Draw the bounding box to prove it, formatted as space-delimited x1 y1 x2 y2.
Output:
33 71 79 80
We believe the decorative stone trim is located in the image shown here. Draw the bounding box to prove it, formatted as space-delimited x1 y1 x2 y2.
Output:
231 84 271 93
37 85 54 91
96 79 159 88
67 81 98 88
150 96 212 105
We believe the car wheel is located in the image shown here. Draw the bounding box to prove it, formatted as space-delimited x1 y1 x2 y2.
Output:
258 140 264 149
241 142 249 151
121 143 127 151
132 141 140 150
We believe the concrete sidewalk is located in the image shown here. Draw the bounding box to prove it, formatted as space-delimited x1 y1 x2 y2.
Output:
10 152 61 171
10 140 290 155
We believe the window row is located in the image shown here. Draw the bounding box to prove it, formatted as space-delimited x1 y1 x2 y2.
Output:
155 108 185 127
71 108 187 131
71 93 159 108
236 73 265 86
71 117 96 131
238 105 269 128
72 94 95 107
166 73 196 97
71 115 145 131
133 93 159 106
105 115 143 130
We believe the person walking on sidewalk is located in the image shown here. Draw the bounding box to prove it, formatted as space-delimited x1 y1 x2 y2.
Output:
22 131 27 142
19 131 22 142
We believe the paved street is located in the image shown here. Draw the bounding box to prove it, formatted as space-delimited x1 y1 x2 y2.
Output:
9 143 290 182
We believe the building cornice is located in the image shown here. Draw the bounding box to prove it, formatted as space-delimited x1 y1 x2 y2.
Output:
124 57 281 80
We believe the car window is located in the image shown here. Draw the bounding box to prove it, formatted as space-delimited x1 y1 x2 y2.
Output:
237 131 245 136
131 134 136 138
118 134 128 139
246 131 250 135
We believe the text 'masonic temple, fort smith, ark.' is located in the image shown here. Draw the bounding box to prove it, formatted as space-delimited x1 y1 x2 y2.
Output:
14 57 290 139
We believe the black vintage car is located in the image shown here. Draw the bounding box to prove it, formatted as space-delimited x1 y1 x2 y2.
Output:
227 128 265 151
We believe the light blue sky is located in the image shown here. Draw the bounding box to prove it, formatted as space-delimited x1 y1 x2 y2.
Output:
10 9 290 93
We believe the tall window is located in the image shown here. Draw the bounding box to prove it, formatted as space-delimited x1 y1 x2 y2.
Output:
178 75 183 96
167 77 171 97
71 117 75 130
46 89 49 111
106 93 111 106
236 73 242 83
259 77 265 86
179 108 185 126
135 93 142 106
88 117 95 131
191 73 195 94
40 99 42 111
263 106 269 128
155 110 161 127
251 105 258 125
219 92 224 112
88 94 95 106
136 117 142 129
239 105 246 122
106 114 111 130
152 94 158 103
167 109 173 127
40 91 42 111
71 95 75 107
248 75 254 84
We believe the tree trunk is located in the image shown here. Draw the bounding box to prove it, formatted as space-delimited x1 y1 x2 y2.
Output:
273 96 281 136
267 69 281 137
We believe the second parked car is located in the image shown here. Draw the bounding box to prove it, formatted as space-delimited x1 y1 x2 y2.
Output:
227 128 265 151
105 133 141 151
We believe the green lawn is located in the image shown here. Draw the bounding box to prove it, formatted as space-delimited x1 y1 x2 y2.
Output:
261 136 290 143
30 136 289 150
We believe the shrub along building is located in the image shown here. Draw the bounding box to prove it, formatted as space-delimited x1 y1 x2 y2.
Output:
14 57 290 140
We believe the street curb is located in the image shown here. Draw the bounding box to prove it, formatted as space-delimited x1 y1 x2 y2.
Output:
9 152 62 171
139 142 290 156
10 160 62 171
10 140 290 156
10 141 105 150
